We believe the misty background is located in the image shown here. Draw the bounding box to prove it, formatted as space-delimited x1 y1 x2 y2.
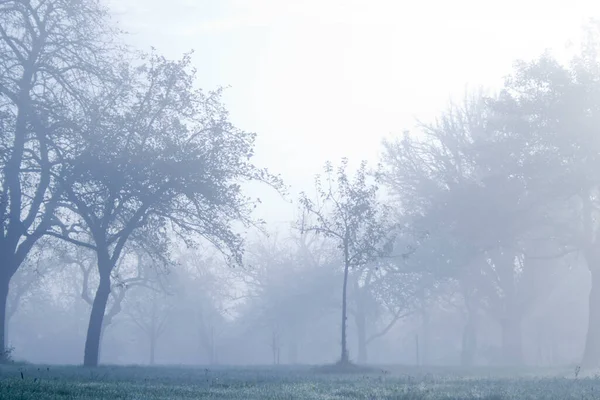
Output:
3 0 600 369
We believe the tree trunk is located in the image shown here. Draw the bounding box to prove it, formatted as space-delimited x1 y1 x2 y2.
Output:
500 316 522 365
149 299 157 365
460 277 478 367
0 275 9 360
288 341 298 365
491 249 523 366
340 256 350 364
582 267 600 367
356 309 367 364
415 334 420 366
83 273 111 367
97 323 107 364
461 313 477 367
460 308 477 367
421 307 430 365
210 326 216 365
271 330 280 365
149 333 156 365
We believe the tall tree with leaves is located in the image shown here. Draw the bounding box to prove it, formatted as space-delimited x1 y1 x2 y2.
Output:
0 0 119 358
485 29 600 366
299 159 396 365
380 88 553 365
50 52 283 366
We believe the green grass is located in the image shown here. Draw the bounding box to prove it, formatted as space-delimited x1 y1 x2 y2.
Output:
0 364 598 399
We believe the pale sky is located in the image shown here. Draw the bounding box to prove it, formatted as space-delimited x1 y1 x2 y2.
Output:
107 0 599 235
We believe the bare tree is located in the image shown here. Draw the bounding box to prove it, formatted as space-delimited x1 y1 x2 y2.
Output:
0 0 119 357
299 159 397 365
123 286 173 365
189 259 228 365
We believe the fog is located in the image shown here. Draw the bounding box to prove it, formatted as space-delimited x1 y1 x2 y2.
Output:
3 0 600 370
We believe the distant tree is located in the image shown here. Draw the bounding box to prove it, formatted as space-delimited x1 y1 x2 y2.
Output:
176 250 231 365
379 89 556 365
49 52 283 366
485 30 600 367
0 0 119 358
123 285 173 365
236 233 340 365
299 159 397 365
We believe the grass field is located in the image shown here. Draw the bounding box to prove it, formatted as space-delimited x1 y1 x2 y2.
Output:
0 364 598 399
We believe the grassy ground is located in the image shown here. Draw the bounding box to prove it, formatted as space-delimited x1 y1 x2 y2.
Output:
0 364 597 399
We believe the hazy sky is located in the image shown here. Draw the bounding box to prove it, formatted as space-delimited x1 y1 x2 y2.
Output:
106 0 599 233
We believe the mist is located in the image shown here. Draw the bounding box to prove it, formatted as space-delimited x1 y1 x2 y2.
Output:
3 0 600 382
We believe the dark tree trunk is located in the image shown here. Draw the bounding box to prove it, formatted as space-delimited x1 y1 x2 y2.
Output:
83 273 111 367
582 267 600 367
340 256 350 364
356 309 367 364
0 274 9 360
461 313 477 367
500 316 522 365
97 324 107 364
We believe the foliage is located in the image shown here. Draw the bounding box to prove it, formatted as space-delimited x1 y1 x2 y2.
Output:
41 47 283 366
52 51 282 269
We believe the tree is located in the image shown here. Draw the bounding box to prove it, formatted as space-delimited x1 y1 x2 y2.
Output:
484 31 600 366
50 52 282 366
235 232 340 364
380 91 495 365
176 250 231 365
299 159 397 364
0 0 119 358
123 285 173 365
379 87 563 365
348 258 418 364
